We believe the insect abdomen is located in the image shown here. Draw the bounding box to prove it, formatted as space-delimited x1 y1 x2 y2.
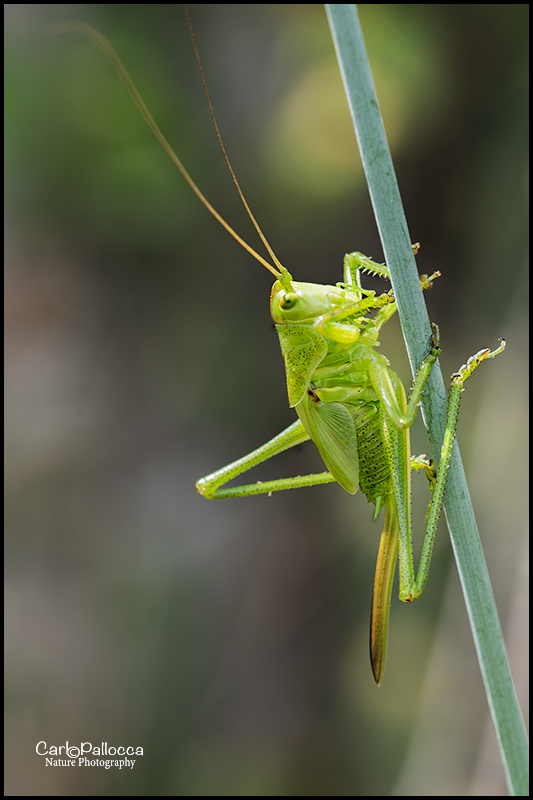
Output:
351 403 391 505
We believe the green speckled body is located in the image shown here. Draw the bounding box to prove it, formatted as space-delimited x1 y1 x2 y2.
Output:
271 263 404 502
351 403 391 505
198 251 504 684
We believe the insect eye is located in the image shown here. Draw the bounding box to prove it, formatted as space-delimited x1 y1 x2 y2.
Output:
280 293 299 309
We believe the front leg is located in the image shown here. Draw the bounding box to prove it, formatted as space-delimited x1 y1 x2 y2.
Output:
313 291 395 344
342 244 424 287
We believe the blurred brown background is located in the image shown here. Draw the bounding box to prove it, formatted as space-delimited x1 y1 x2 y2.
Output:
5 4 528 796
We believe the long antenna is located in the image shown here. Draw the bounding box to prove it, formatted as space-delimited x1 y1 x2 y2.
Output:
47 19 286 280
185 9 286 277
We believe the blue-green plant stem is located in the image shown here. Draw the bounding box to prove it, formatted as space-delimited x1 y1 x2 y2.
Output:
325 4 528 795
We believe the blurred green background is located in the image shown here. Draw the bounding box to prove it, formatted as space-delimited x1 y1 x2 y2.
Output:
5 4 528 796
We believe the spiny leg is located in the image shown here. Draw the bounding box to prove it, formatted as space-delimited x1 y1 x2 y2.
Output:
196 419 337 499
404 338 506 601
313 290 395 343
326 259 442 346
342 245 436 289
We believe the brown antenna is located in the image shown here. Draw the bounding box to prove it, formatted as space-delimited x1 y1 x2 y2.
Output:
47 19 287 280
185 8 287 277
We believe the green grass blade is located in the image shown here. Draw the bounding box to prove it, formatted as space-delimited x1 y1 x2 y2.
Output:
325 4 528 795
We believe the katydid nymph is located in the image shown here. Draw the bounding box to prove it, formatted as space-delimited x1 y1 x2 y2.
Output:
51 20 505 685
